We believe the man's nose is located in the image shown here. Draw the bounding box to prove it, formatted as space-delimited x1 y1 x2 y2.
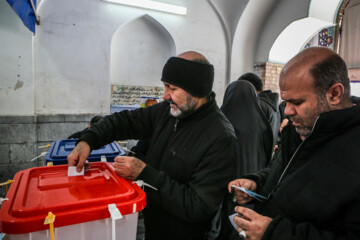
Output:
163 90 170 100
284 103 295 116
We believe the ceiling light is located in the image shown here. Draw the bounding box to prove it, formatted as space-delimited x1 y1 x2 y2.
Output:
103 0 188 16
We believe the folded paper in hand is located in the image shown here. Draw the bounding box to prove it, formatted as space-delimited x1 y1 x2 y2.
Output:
230 185 267 201
229 213 240 230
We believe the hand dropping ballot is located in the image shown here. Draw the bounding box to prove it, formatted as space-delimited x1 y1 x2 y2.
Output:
67 166 84 176
230 185 267 201
68 160 89 176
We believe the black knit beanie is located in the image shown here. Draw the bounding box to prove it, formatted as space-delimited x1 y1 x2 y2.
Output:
161 57 214 97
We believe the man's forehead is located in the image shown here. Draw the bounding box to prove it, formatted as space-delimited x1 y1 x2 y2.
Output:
280 60 314 84
163 82 187 92
280 89 301 101
280 68 317 98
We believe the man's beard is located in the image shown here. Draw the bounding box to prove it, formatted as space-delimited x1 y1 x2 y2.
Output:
169 95 198 117
292 95 330 139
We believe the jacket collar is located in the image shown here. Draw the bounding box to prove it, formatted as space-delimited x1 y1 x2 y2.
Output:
282 104 360 144
312 104 360 135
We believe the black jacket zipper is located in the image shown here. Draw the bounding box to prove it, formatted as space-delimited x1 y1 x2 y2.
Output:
267 116 320 199
174 118 179 133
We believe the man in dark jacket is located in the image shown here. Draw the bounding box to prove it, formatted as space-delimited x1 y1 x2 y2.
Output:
229 47 360 239
68 51 237 240
67 115 102 139
239 72 281 150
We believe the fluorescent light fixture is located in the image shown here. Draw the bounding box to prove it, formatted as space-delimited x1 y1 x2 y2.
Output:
103 0 188 15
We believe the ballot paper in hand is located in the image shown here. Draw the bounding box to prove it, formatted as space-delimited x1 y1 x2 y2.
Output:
231 185 267 201
228 213 241 230
67 166 84 176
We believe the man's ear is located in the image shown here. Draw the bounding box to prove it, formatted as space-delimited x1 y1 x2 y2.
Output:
326 83 344 106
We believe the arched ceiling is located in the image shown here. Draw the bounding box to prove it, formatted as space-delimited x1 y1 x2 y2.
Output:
269 0 343 64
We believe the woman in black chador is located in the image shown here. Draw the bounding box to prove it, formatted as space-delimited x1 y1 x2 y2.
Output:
217 80 273 240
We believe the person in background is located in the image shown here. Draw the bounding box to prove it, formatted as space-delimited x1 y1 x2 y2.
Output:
68 51 237 240
229 47 360 240
278 100 287 124
217 80 273 240
67 115 102 139
221 80 274 178
273 101 289 153
240 72 281 151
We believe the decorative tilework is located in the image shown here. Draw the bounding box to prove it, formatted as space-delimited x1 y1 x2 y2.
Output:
318 28 334 47
303 26 336 50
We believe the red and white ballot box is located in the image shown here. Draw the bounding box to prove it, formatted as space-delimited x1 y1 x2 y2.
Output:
0 162 146 240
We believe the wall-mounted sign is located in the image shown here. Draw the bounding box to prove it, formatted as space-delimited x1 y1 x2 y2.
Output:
349 68 360 81
111 85 164 105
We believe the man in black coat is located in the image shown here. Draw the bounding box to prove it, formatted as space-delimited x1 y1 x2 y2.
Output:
67 116 102 139
229 47 360 239
239 72 280 150
68 51 237 240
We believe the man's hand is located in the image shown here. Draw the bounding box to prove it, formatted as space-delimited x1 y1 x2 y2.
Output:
228 179 257 205
113 156 146 180
280 118 289 133
67 141 91 172
234 206 272 240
